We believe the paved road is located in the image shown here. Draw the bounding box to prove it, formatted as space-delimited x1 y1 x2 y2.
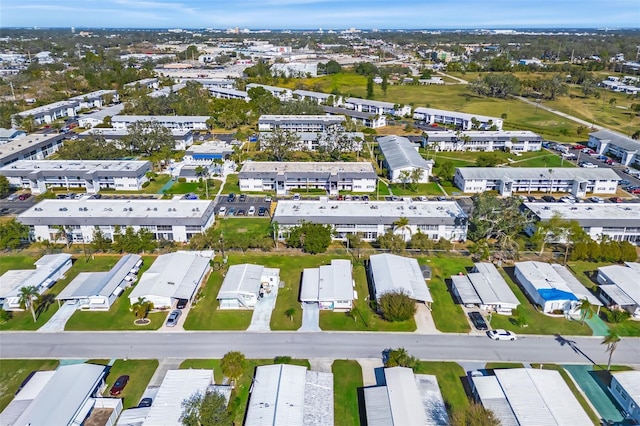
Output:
1 332 639 364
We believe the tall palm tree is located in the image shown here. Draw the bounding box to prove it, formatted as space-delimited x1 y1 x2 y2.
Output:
602 331 621 371
393 216 412 242
131 297 154 320
577 298 595 325
194 166 209 198
18 286 40 322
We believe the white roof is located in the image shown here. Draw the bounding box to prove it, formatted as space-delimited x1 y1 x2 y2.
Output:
0 371 56 426
494 368 592 426
453 263 520 307
0 254 71 298
0 159 149 174
612 371 640 405
598 264 640 306
551 264 601 306
385 367 428 425
346 97 396 109
217 264 264 298
303 370 334 426
10 363 106 426
457 167 620 182
413 107 501 123
112 115 209 123
116 407 150 426
245 364 307 426
369 254 433 302
377 135 434 170
363 386 393 426
300 259 353 303
414 374 449 426
130 252 210 301
143 369 213 426
515 261 574 293
471 376 519 426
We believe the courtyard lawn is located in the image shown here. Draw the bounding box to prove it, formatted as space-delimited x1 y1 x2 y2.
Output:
0 254 144 331
388 182 446 196
320 261 416 332
0 359 59 411
413 361 469 415
64 255 165 331
164 178 222 198
101 359 159 409
179 359 224 384
0 255 38 275
183 269 253 330
416 256 474 333
530 364 600 425
332 360 363 426
141 174 171 193
216 217 272 235
488 267 592 336
221 174 243 194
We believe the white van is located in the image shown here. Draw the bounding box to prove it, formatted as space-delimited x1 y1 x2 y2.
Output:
248 206 256 216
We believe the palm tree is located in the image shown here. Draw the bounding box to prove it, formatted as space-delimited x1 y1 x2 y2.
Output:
398 170 411 189
131 297 154 321
393 216 412 242
221 351 245 388
602 331 621 371
285 308 296 322
194 166 209 198
270 221 279 250
577 298 595 325
18 286 40 322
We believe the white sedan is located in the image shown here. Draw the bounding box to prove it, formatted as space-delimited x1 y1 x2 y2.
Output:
487 329 518 341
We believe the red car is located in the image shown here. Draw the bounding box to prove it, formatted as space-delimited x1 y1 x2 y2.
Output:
631 188 640 194
573 144 586 150
109 375 129 396
609 197 623 203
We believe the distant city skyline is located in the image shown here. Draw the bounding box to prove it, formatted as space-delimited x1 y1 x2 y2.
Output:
1 0 639 29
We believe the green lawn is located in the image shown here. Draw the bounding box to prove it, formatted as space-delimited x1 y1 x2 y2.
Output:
183 269 253 330
416 256 474 333
101 359 159 409
64 255 165 331
165 179 222 198
216 217 272 235
98 174 171 194
179 359 224 384
0 255 146 331
484 362 525 370
221 174 241 194
0 255 38 274
489 267 592 336
320 262 416 332
413 361 469 415
389 182 445 196
530 364 600 425
332 360 363 426
0 360 59 411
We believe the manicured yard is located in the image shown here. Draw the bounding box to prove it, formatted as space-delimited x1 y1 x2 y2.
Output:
183 269 253 330
0 255 39 274
164 178 222 198
416 256 474 333
530 364 600 425
0 254 146 331
216 217 272 236
179 359 224 383
142 174 171 193
320 262 416 332
388 182 445 196
101 359 159 409
221 174 242 194
489 267 592 336
332 360 363 426
413 361 469 415
0 359 59 411
64 255 165 331
484 362 525 370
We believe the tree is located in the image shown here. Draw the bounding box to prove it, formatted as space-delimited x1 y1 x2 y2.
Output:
248 86 280 115
221 351 245 387
285 221 332 254
0 175 9 198
91 229 112 252
56 135 126 160
384 347 417 368
393 216 412 241
259 129 301 161
325 60 342 74
451 403 500 426
378 291 416 322
346 233 364 259
122 120 175 156
577 298 595 325
476 153 500 167
285 307 296 322
410 231 434 252
602 331 621 371
180 391 232 426
381 75 388 97
366 75 374 99
409 168 424 191
131 297 153 320
18 286 39 322
0 218 29 249
377 231 405 253
437 161 455 182
398 170 411 189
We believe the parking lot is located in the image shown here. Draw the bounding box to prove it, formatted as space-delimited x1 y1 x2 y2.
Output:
214 194 272 217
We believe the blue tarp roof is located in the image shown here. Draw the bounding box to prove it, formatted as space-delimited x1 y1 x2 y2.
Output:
193 153 223 160
538 288 578 302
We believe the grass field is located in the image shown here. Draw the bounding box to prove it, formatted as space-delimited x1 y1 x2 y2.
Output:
101 359 159 409
484 362 525 370
332 360 363 426
221 174 242 194
488 267 592 336
64 255 165 331
416 256 474 333
0 254 152 331
0 359 59 411
413 361 469 415
388 182 445 196
530 364 600 425
165 179 223 198
179 359 224 383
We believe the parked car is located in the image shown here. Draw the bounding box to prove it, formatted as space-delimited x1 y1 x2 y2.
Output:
248 206 256 216
109 375 130 396
526 196 537 202
6 193 17 201
239 194 246 202
362 195 370 201
468 312 488 331
176 299 188 309
293 193 301 201
631 188 640 194
227 193 236 202
573 144 586 150
541 195 556 202
487 329 517 341
620 179 631 186
264 196 272 202
609 197 623 203
227 207 236 216
218 206 227 216
237 208 246 216
589 196 604 203
138 398 153 408
18 193 30 201
166 310 181 327
258 206 267 216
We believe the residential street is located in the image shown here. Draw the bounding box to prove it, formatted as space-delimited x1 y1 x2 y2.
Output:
1 332 638 365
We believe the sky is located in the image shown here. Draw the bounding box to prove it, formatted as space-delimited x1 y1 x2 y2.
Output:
1 0 639 29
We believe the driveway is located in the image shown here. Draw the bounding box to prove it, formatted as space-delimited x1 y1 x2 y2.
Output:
247 285 279 331
298 302 321 332
414 303 440 334
38 301 78 332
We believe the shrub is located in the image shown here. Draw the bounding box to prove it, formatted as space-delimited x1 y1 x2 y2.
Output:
177 177 187 183
384 347 417 368
607 309 631 323
378 291 416 322
141 181 150 188
100 187 116 192
274 356 292 364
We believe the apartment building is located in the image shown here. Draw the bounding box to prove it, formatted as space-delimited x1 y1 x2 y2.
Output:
413 107 503 130
589 129 640 167
0 133 66 167
293 89 343 107
111 115 209 131
246 83 293 101
258 115 345 132
426 130 543 152
345 97 411 117
377 135 433 183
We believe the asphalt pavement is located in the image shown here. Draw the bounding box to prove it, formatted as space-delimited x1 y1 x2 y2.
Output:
1 332 639 365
